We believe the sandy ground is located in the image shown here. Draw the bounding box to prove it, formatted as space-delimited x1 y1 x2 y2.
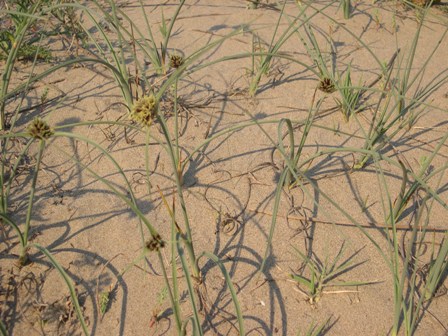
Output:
1 0 448 335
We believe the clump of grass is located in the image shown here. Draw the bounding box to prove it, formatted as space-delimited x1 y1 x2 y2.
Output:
0 40 52 62
290 244 371 304
354 11 448 169
297 317 332 336
423 233 448 301
50 0 87 46
334 65 362 121
248 1 332 96
376 133 448 335
136 0 186 74
248 1 288 96
0 0 43 130
292 7 337 94
279 97 318 188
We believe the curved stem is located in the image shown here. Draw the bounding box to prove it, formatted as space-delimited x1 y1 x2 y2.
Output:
277 119 295 186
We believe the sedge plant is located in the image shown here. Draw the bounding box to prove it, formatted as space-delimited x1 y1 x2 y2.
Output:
291 5 337 93
44 6 248 333
244 52 447 334
1 1 447 335
136 0 186 75
263 121 447 335
248 1 335 96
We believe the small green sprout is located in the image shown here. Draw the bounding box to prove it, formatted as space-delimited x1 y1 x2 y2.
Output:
290 244 371 304
99 291 110 315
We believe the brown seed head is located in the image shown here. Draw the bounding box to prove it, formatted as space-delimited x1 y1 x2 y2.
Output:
146 234 166 252
169 54 184 69
27 118 54 139
318 77 336 93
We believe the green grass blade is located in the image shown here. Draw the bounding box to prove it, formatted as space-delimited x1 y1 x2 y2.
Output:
21 139 45 264
0 319 7 336
290 274 313 289
177 236 203 336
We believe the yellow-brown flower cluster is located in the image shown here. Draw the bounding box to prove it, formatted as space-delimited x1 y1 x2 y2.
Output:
129 95 158 127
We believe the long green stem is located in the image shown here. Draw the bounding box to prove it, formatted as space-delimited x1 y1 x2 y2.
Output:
20 139 45 265
156 112 200 278
342 0 351 19
170 207 183 334
173 80 180 166
260 169 288 273
177 235 203 336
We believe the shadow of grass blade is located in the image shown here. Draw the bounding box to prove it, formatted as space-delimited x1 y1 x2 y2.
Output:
31 243 89 336
53 132 159 237
199 252 246 335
